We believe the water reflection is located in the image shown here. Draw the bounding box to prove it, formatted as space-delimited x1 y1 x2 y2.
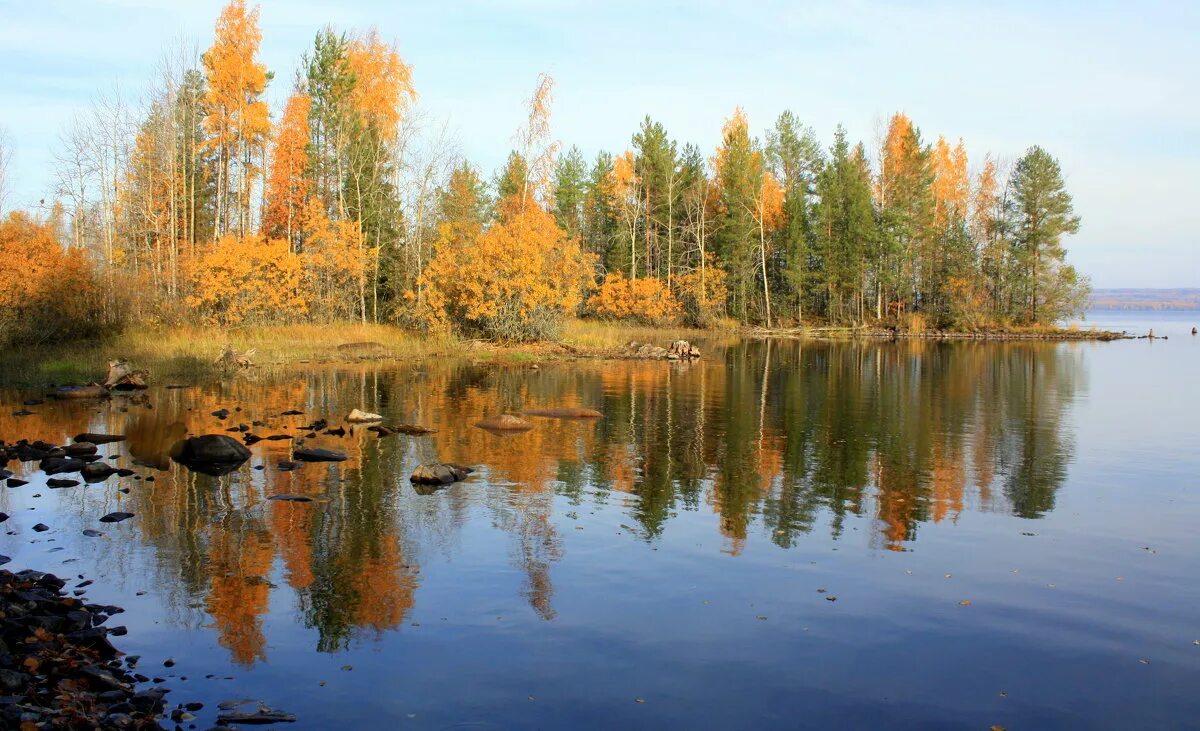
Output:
0 339 1083 666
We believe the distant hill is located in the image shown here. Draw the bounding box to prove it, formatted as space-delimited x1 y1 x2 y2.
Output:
1089 288 1200 310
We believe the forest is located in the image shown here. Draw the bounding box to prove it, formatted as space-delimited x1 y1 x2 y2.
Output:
0 0 1088 346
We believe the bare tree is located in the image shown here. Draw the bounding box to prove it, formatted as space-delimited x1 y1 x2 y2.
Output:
0 125 11 217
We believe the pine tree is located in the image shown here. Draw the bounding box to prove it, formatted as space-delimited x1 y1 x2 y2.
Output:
552 146 588 239
1008 146 1084 323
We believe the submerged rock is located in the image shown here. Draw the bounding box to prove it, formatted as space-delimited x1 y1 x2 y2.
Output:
523 407 603 419
474 414 533 432
51 384 109 400
42 456 86 475
171 435 251 476
292 448 348 462
99 512 135 523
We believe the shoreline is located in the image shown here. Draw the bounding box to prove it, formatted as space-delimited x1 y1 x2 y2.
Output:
0 319 1149 389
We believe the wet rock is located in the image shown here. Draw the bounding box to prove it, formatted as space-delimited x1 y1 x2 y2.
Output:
211 409 230 419
0 513 7 523
172 435 251 476
280 409 304 416
345 408 383 423
67 442 99 456
324 427 346 437
475 414 533 432
82 529 104 537
33 523 49 532
99 512 135 523
276 461 300 471
263 434 293 441
292 448 347 463
75 433 126 445
410 463 474 487
11 409 33 417
41 456 86 475
82 463 120 482
267 494 313 502
47 478 81 488
23 399 43 406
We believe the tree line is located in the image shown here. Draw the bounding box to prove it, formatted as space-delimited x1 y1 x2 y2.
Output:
0 0 1087 344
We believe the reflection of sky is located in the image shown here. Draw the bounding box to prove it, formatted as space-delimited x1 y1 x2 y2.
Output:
1 1 1198 287
0 340 1197 728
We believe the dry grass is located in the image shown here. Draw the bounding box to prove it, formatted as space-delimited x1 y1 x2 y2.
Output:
560 318 714 350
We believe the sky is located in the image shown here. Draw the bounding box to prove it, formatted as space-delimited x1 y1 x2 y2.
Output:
0 0 1196 288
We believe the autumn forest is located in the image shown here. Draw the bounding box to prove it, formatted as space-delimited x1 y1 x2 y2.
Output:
0 0 1088 346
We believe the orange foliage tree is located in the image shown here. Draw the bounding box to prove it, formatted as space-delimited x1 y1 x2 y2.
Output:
263 92 312 247
418 198 596 340
587 271 680 325
202 0 271 237
346 29 416 139
0 212 108 344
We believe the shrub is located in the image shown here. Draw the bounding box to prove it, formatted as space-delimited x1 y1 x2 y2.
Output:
587 272 680 325
188 235 307 326
675 258 729 328
418 198 595 341
0 212 115 345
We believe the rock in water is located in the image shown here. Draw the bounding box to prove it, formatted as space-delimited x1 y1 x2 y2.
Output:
47 478 80 488
292 448 348 462
81 462 119 482
474 414 533 432
74 433 126 445
267 494 314 502
345 408 384 423
410 463 474 486
41 456 86 475
172 435 251 476
523 407 603 419
50 384 109 400
99 512 135 523
66 442 98 456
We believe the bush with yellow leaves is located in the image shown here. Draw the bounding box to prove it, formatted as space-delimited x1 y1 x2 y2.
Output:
418 198 595 341
188 235 307 326
586 271 681 325
675 256 729 327
0 212 113 345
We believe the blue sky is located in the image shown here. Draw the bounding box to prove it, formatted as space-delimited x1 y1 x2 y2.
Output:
1 0 1196 287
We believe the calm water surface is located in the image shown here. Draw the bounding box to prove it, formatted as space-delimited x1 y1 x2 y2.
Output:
1 330 1198 729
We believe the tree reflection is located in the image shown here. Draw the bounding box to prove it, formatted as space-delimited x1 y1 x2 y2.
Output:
0 338 1082 664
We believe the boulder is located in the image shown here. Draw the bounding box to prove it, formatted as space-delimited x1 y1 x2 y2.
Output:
41 456 86 475
475 414 533 432
346 408 384 423
171 435 251 476
81 462 119 482
66 442 98 456
292 448 348 463
410 463 474 486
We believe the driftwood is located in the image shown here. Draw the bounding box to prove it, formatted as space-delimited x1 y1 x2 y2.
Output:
214 345 256 369
102 359 149 390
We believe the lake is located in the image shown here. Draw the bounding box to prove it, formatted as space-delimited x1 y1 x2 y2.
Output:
2 318 1198 729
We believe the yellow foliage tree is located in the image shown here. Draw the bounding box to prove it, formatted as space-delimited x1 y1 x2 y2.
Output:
346 29 416 140
188 235 307 325
419 197 595 341
301 199 370 321
675 253 729 327
587 271 680 325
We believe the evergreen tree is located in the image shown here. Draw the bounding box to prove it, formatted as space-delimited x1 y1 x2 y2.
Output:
1008 146 1084 323
552 146 588 239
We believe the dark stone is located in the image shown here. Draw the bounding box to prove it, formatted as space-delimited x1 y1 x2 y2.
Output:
41 456 86 474
211 408 230 419
292 448 347 462
75 433 125 445
66 442 98 456
81 463 119 482
267 494 313 502
33 523 49 532
99 512 135 523
7 478 28 488
276 461 301 471
172 435 251 476
47 478 81 488
82 529 104 537
410 463 474 486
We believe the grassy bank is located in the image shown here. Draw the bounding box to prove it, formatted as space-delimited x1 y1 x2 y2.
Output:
0 320 719 388
0 318 1128 389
